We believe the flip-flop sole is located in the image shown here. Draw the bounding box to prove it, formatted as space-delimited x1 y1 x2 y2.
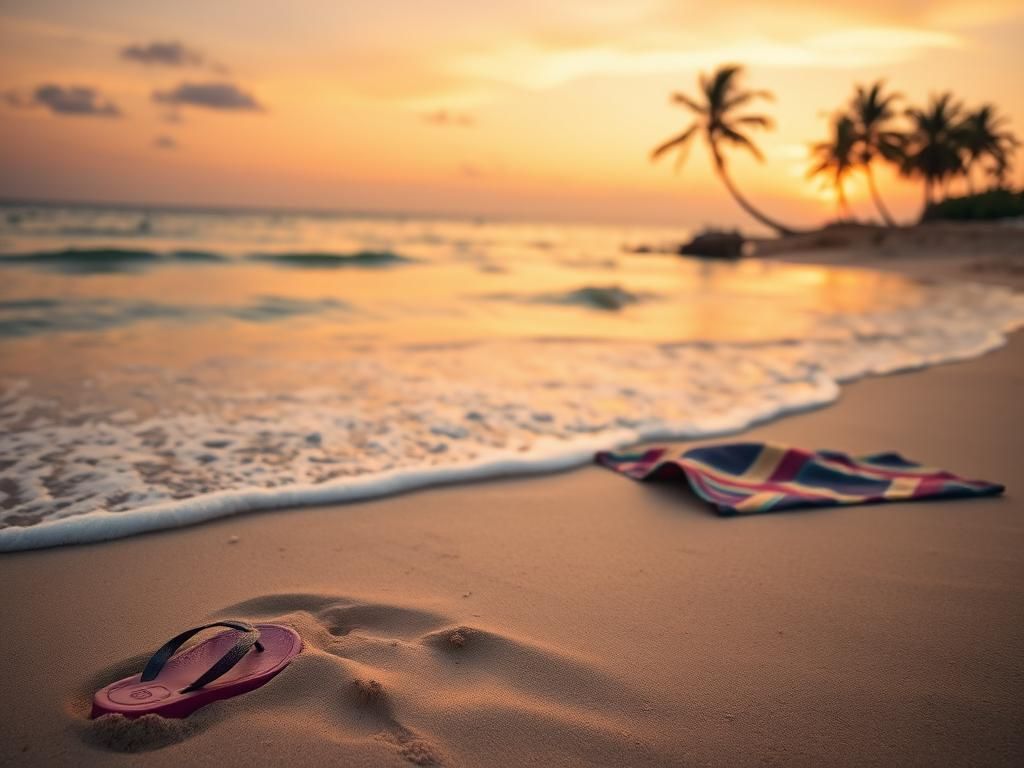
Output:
91 623 302 719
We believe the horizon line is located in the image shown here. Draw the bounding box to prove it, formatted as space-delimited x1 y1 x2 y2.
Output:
0 194 701 231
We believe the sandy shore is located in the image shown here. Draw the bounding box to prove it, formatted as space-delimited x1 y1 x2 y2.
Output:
757 221 1024 290
2 253 1023 767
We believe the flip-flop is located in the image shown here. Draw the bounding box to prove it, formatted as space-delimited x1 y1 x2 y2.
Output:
91 620 302 719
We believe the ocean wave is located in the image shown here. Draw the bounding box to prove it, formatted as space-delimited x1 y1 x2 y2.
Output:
0 247 228 273
227 296 349 322
484 284 658 311
56 224 158 238
249 250 414 268
0 364 838 551
0 246 412 273
2 247 161 273
0 295 350 337
1 280 1022 551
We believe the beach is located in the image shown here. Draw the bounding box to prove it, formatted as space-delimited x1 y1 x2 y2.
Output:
4 2 1024 764
2 243 1022 767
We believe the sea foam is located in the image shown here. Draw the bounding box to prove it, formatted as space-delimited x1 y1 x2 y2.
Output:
1 279 1022 551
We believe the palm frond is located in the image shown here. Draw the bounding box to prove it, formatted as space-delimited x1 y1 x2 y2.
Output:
673 138 695 172
718 126 764 161
650 124 698 163
671 92 706 114
731 114 774 130
721 89 774 112
706 64 743 108
805 158 831 180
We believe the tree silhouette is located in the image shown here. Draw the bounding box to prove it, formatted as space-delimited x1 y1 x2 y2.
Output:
848 82 904 226
958 104 1019 194
651 64 800 236
901 93 965 208
986 152 1015 191
807 114 859 220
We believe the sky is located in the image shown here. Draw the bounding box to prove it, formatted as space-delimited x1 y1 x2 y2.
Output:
0 0 1022 228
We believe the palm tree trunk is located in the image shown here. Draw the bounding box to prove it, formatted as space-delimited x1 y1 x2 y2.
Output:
837 184 849 221
965 159 976 196
864 163 896 226
711 148 799 236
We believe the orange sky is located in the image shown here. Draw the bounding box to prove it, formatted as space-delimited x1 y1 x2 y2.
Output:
1 0 1022 229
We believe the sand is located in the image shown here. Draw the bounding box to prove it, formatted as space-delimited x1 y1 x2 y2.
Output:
1 246 1023 767
758 221 1024 291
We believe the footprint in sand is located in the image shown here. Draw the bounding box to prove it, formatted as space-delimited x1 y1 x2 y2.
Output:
74 592 663 765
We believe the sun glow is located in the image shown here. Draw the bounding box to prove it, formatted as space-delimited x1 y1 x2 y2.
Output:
0 1 1021 227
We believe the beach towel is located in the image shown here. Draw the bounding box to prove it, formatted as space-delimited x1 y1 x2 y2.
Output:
595 442 1004 515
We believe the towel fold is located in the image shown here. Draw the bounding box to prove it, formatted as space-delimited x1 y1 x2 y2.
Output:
595 442 1004 515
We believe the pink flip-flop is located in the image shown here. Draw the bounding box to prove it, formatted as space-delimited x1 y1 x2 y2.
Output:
91 620 302 719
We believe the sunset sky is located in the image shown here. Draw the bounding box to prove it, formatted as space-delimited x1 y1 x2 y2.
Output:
1 0 1022 228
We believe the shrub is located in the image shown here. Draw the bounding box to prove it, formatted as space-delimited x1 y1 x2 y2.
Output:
922 189 1024 221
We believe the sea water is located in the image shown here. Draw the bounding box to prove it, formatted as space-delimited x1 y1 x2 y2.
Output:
1 202 1022 550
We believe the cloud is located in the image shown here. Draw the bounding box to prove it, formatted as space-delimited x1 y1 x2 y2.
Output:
152 82 264 111
120 40 229 73
308 2 976 108
423 109 474 126
153 135 177 150
3 84 121 117
450 27 962 91
121 40 204 67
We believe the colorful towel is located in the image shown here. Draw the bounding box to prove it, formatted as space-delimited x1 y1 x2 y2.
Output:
595 443 1004 515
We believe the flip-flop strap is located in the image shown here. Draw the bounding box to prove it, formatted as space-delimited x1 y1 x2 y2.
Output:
140 620 265 693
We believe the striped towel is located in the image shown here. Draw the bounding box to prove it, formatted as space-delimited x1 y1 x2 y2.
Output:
595 443 1004 515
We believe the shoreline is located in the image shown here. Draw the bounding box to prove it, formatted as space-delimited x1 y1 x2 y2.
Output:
3 315 1020 552
1 241 1022 765
2 327 1022 766
3 230 1022 552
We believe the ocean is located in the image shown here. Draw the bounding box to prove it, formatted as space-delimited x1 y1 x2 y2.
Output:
1 202 1022 550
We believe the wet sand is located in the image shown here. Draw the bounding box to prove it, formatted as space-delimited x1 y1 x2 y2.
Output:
1 243 1023 767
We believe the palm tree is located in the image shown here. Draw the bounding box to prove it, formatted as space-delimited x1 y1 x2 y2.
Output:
958 104 1019 194
901 93 965 209
848 82 904 226
807 115 859 221
651 64 800 236
986 152 1014 191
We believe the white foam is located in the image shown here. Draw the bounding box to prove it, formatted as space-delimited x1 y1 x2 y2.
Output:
0 382 843 552
1 280 1022 552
